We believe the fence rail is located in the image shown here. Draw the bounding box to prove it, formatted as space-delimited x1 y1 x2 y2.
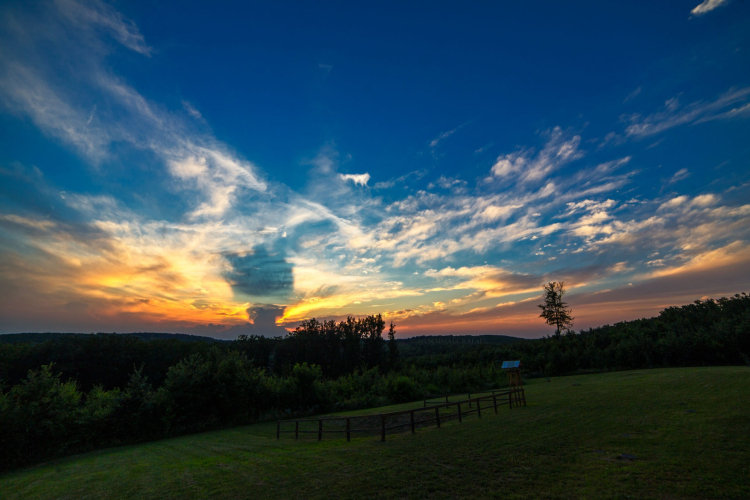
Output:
422 388 512 408
277 387 526 442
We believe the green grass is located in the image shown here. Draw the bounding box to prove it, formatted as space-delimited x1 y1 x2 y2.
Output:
2 367 749 499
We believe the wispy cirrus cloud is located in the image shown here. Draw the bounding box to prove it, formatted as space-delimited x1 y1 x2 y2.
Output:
429 121 471 149
373 170 426 190
0 0 267 220
690 0 731 17
623 87 750 138
490 127 583 183
623 86 642 103
181 101 203 120
54 0 153 55
668 168 690 184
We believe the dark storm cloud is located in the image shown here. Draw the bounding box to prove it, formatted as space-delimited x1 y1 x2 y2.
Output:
223 245 294 298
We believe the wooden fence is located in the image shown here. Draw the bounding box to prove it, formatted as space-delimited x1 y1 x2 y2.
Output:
422 388 513 408
276 387 526 442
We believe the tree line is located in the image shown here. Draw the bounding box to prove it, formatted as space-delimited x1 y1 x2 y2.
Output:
407 294 750 376
0 315 397 392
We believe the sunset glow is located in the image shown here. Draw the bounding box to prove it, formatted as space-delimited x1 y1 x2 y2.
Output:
1 1 749 338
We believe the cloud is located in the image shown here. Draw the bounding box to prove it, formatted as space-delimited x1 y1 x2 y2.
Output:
691 194 719 207
646 240 750 279
659 195 689 210
373 169 426 189
608 262 634 274
624 87 750 137
472 204 523 223
564 199 617 216
0 214 56 230
339 173 371 186
690 0 731 16
668 168 690 184
474 143 492 154
659 194 719 212
424 265 541 298
0 0 617 333
623 86 642 103
0 5 267 225
695 102 750 123
0 1 268 220
222 245 294 299
279 264 424 323
429 121 470 148
182 101 202 119
54 0 153 56
0 63 112 162
167 147 267 218
491 127 583 183
428 176 467 190
0 1 748 336
491 154 526 178
0 212 253 332
346 147 634 269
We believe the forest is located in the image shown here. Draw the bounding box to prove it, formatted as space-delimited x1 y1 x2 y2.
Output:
0 293 748 471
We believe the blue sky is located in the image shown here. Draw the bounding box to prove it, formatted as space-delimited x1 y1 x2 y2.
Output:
0 0 749 337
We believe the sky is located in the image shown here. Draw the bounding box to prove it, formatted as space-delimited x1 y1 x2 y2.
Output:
0 0 749 338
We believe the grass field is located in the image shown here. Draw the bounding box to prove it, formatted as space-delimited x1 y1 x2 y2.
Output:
1 367 748 499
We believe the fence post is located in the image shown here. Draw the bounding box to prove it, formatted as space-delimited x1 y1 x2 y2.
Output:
381 415 386 442
457 402 462 423
509 390 513 409
346 418 351 442
410 411 415 434
468 393 472 408
477 398 482 418
295 421 299 440
445 393 449 403
277 421 280 440
435 407 441 428
493 395 498 414
318 419 323 441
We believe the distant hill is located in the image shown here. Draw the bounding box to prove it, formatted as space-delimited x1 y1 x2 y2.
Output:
397 334 526 359
398 334 524 345
0 332 226 344
0 332 522 345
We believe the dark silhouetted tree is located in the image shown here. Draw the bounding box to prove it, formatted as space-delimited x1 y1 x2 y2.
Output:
361 314 386 370
538 281 574 336
387 322 400 371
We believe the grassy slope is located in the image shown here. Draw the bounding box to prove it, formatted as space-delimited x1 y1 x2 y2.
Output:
1 367 748 499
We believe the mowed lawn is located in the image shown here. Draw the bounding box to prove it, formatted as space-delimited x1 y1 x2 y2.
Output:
1 367 748 499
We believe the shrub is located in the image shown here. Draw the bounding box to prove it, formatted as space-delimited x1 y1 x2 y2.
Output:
0 364 81 469
385 375 422 403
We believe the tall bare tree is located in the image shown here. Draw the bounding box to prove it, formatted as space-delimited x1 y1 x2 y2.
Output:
538 281 574 336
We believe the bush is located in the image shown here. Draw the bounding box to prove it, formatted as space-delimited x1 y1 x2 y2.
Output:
0 364 81 469
385 375 422 403
79 385 122 448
